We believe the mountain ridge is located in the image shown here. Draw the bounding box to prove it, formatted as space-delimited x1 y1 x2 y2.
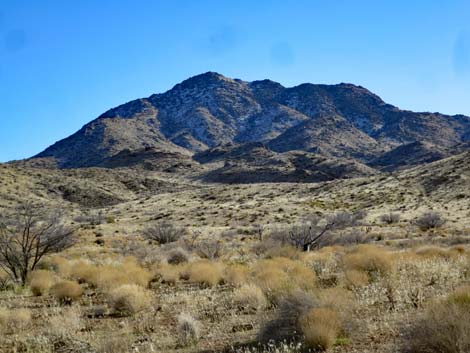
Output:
33 72 470 177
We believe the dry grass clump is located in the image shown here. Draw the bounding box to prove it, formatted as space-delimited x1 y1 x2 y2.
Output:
342 245 394 280
317 287 353 313
153 263 183 285
225 264 249 286
299 307 340 351
252 258 316 302
413 246 464 260
70 258 151 290
70 260 97 284
177 313 201 346
108 284 152 316
254 266 290 301
234 284 267 311
29 270 55 296
405 287 470 353
447 285 470 307
50 280 83 304
186 260 224 287
48 256 72 277
0 308 32 333
343 269 370 289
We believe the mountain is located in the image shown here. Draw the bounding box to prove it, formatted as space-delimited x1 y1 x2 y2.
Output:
33 72 470 174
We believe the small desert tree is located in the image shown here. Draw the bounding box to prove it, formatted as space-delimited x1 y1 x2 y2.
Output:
143 221 185 244
0 202 75 285
415 211 446 231
287 211 364 251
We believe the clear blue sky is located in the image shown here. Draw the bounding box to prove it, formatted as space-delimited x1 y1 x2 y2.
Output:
1 0 470 162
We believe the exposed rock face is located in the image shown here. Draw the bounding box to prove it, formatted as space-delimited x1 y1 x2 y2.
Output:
34 72 470 175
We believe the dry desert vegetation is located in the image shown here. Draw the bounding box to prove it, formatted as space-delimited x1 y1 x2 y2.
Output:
0 159 469 353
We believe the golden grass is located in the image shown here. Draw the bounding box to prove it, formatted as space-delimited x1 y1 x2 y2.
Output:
224 264 249 286
299 307 340 351
50 280 83 303
29 270 55 296
233 284 267 311
343 269 370 289
108 284 152 315
186 261 224 287
48 255 72 278
153 263 185 285
342 245 394 279
69 258 152 291
252 257 317 302
413 246 464 260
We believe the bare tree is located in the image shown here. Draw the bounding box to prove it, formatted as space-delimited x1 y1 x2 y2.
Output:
287 211 363 251
143 221 185 244
0 202 75 285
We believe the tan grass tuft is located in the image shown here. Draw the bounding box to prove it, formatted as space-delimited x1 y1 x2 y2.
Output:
108 284 152 316
299 307 340 351
29 270 55 296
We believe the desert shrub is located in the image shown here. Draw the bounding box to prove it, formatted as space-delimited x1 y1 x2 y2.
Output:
195 240 224 260
0 308 31 333
317 230 369 248
143 221 185 244
415 211 446 230
167 247 190 265
405 287 470 353
224 264 249 286
234 284 267 311
299 307 340 351
379 212 401 224
109 284 152 316
177 313 201 346
187 261 224 287
342 245 394 280
29 270 55 296
50 280 83 304
259 290 318 343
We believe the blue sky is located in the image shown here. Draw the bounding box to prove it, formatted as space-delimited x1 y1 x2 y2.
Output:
1 0 470 162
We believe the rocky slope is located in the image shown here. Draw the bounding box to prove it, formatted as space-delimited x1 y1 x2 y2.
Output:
33 72 470 176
